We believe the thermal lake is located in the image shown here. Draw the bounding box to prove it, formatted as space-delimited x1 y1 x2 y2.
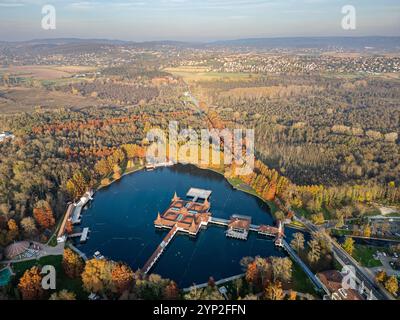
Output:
78 164 299 288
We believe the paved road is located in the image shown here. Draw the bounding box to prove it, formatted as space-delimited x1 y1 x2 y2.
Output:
297 216 394 300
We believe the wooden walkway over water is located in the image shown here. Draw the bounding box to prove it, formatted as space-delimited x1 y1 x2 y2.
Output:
68 227 90 243
142 225 180 274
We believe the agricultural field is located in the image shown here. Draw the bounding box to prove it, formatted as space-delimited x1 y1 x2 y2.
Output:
0 86 106 113
164 66 256 83
0 65 96 80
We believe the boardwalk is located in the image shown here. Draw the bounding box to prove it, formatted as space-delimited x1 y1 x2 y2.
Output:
209 217 228 226
142 225 179 274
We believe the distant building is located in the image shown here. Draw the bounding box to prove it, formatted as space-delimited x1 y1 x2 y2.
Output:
226 215 251 240
0 131 15 143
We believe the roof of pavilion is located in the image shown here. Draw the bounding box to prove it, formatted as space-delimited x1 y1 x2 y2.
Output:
228 216 250 230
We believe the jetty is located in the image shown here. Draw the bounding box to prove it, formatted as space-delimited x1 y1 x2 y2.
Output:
68 227 90 243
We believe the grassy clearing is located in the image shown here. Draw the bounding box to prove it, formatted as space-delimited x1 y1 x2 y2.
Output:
352 245 388 268
331 228 353 237
290 263 316 295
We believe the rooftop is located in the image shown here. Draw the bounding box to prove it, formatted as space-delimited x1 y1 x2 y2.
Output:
318 270 363 300
186 188 212 201
155 191 211 235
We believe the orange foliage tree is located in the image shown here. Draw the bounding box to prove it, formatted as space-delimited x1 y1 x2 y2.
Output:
33 200 55 229
62 248 84 278
81 259 111 294
110 262 134 294
164 281 180 300
18 266 44 300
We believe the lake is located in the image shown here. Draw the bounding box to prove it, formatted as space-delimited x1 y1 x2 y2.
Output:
78 164 298 288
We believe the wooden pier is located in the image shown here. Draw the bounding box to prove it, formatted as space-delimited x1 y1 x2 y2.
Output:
68 227 90 243
142 225 180 274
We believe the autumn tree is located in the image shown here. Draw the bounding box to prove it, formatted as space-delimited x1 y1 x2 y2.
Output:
270 257 292 283
65 220 73 234
33 200 55 229
245 260 258 284
375 270 387 283
311 213 324 225
163 281 180 300
245 256 272 290
6 218 19 242
20 217 37 237
384 276 398 296
363 225 372 238
49 290 76 300
111 262 134 294
307 239 321 264
95 158 113 176
342 237 355 256
312 231 332 254
18 266 44 300
82 259 112 294
290 232 305 253
287 290 297 300
62 248 84 278
264 281 285 300
66 171 90 200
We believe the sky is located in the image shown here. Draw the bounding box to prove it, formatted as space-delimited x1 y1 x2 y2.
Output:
0 0 399 41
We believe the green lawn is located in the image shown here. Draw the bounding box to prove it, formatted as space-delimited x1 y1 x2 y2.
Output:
290 263 317 295
331 228 353 237
293 207 312 219
352 245 387 268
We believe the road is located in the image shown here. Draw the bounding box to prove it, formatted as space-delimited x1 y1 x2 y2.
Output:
297 216 394 300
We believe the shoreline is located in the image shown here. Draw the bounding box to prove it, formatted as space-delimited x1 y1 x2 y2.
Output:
94 162 278 219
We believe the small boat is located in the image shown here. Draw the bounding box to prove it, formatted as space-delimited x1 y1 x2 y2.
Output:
145 164 155 171
93 251 105 260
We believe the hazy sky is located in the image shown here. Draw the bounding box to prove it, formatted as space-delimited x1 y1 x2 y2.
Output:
0 0 399 41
